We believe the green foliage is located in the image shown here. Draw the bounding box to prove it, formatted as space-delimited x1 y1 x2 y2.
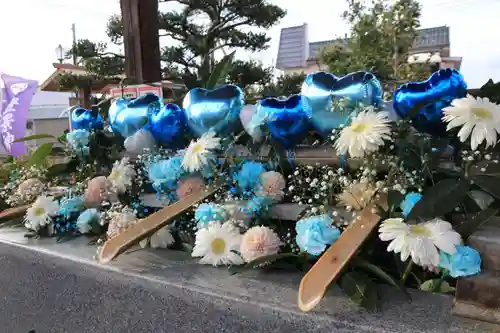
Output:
470 79 500 104
420 279 455 293
319 0 431 92
205 51 236 89
28 143 54 166
106 0 285 89
261 72 307 97
339 271 379 310
407 179 470 220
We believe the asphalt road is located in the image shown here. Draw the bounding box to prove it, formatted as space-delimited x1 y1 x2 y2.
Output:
0 243 334 333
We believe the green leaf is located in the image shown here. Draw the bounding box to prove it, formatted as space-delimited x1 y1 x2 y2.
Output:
205 51 236 89
387 190 404 214
28 142 54 166
351 257 410 299
229 252 299 275
456 207 498 240
470 160 500 177
419 279 455 293
407 179 470 220
467 190 494 210
14 134 57 143
46 163 69 177
474 176 500 199
339 271 379 310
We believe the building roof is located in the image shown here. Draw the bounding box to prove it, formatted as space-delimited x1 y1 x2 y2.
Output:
276 24 450 70
29 91 71 120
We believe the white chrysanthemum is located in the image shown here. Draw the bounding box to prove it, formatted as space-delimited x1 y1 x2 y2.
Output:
442 95 500 150
24 195 60 231
240 226 281 262
139 226 175 249
182 132 220 172
335 110 391 158
192 222 243 266
379 218 462 266
107 157 136 193
16 178 44 203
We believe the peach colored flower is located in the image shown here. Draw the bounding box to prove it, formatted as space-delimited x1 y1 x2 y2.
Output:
17 178 44 203
177 176 205 199
240 226 281 262
255 171 286 202
85 176 116 207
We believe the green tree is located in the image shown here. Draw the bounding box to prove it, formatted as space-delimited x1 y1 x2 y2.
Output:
261 72 307 97
106 0 286 89
56 39 124 106
319 0 431 93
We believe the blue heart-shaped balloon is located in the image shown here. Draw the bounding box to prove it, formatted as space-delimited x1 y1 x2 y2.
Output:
183 84 244 137
393 69 467 135
301 71 383 136
71 107 104 131
258 94 310 148
108 93 160 137
149 103 186 148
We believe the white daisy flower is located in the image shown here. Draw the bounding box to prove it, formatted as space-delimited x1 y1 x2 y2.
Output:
182 132 220 172
24 195 60 231
240 226 281 262
139 226 175 249
108 157 136 193
378 218 462 266
192 222 243 266
335 110 391 158
442 95 500 150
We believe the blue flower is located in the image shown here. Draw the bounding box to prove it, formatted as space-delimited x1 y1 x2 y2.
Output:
438 245 481 278
245 195 274 215
195 203 227 228
147 157 184 192
76 208 100 234
400 192 422 217
233 161 266 192
67 129 91 156
295 215 340 256
57 197 85 219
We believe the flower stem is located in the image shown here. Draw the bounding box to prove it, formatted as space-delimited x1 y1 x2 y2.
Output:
401 260 414 284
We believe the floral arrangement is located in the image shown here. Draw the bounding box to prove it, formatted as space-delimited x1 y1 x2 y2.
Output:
1 68 499 310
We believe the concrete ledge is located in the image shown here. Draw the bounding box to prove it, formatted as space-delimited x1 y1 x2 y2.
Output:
0 226 495 333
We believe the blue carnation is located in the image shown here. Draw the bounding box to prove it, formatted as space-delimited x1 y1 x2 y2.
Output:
195 203 227 228
400 192 422 217
438 245 481 278
57 197 85 219
66 129 90 156
147 157 184 192
76 208 100 234
233 161 266 192
245 195 274 215
295 215 341 256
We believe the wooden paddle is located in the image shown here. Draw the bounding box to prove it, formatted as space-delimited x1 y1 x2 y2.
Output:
98 181 223 264
297 194 387 312
0 205 31 222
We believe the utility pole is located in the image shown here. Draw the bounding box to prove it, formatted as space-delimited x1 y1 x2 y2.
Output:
119 0 161 84
71 23 77 65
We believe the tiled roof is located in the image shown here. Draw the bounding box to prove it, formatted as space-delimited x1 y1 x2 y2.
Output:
276 24 450 69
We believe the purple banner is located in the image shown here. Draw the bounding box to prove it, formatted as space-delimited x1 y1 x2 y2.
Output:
0 73 38 157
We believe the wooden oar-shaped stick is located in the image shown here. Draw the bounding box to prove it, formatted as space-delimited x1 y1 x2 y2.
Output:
98 181 223 264
298 195 387 312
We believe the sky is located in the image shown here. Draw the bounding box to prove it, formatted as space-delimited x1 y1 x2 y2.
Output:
0 0 499 89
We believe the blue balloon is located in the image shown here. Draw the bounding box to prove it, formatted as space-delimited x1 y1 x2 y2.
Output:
183 84 244 137
258 94 310 148
393 69 467 135
71 107 104 130
108 93 160 137
149 103 186 148
301 71 383 136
